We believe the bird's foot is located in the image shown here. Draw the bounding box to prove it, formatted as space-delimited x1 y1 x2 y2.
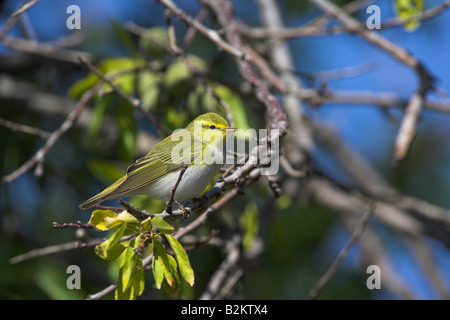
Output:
174 200 192 220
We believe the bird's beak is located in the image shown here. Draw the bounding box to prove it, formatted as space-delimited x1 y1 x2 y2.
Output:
225 128 238 133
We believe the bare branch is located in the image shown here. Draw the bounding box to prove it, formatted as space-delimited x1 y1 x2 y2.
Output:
86 284 117 300
9 239 102 265
308 203 375 299
393 92 424 165
0 35 93 63
53 221 93 231
243 2 450 39
255 0 312 175
408 236 450 299
0 74 160 156
300 88 450 113
307 0 435 165
165 165 187 214
199 233 242 300
0 117 51 139
2 80 103 183
340 216 418 299
155 0 247 60
0 0 42 38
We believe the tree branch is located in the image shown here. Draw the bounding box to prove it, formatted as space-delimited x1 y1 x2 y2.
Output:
307 0 435 165
308 203 375 299
2 80 103 183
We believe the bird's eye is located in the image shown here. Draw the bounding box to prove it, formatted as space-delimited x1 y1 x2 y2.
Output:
209 125 216 130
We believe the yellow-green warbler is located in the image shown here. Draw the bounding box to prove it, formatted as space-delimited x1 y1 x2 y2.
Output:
80 112 236 210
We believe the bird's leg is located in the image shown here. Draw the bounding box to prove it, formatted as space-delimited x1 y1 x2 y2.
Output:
165 165 188 215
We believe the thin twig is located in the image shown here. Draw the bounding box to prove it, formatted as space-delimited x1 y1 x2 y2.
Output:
300 88 450 113
0 117 51 138
382 1 450 29
165 166 187 214
340 216 418 299
86 283 117 300
0 0 41 39
408 236 450 299
181 6 208 49
53 221 93 231
9 239 103 265
0 35 93 63
242 2 450 39
242 0 374 39
156 0 247 60
2 81 103 183
393 92 424 165
307 203 375 299
199 233 242 300
164 9 182 56
184 229 221 252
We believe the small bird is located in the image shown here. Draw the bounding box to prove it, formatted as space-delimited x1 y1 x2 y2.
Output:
79 112 236 210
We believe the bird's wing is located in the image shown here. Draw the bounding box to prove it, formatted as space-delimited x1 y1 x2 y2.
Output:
112 135 201 195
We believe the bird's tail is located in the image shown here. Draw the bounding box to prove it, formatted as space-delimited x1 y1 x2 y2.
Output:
79 175 127 210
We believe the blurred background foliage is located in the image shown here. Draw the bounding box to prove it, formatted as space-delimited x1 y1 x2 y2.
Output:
1 0 450 300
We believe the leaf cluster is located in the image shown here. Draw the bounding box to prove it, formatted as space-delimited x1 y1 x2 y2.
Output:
89 209 194 300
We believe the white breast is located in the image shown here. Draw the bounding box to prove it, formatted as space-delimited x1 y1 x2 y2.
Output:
142 163 222 202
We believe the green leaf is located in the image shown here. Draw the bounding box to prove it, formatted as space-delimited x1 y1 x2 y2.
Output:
88 209 118 231
115 268 126 300
105 57 143 71
95 223 127 260
100 73 136 96
153 239 174 287
166 234 194 286
115 238 145 300
151 215 174 234
134 259 145 297
119 247 139 293
152 253 164 290
103 210 140 230
394 0 423 32
95 242 126 261
138 27 169 58
162 255 180 298
96 57 144 96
